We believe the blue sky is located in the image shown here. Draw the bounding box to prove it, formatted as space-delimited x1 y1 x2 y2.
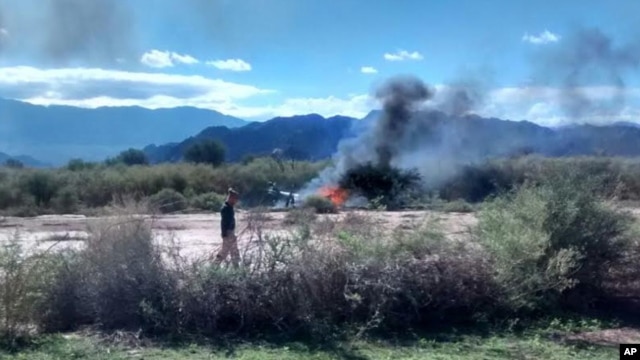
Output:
0 0 639 125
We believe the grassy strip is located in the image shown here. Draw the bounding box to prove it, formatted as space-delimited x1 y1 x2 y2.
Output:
0 330 616 360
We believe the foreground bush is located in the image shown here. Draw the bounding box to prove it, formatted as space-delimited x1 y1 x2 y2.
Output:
3 211 496 342
38 217 178 334
2 182 639 344
477 176 638 314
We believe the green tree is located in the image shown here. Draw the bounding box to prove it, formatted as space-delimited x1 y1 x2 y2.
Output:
183 139 226 167
108 148 149 166
23 171 59 207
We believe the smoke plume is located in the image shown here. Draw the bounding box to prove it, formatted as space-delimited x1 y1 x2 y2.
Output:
535 27 640 121
0 0 136 65
433 78 486 117
301 75 468 197
372 76 435 168
41 0 135 65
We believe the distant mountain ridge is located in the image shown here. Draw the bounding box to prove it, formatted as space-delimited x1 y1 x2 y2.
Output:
0 98 250 165
0 151 50 168
144 110 640 164
144 113 357 163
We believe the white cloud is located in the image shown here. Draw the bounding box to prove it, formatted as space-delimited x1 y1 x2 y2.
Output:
1 65 639 125
140 49 199 68
522 30 560 44
383 50 424 61
235 94 375 120
207 59 252 72
0 66 273 111
0 28 8 38
360 66 378 74
478 85 640 126
0 66 372 121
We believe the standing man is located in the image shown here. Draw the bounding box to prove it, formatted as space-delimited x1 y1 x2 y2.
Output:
215 188 240 268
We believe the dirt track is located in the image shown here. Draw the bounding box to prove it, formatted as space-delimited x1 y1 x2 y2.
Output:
0 209 478 259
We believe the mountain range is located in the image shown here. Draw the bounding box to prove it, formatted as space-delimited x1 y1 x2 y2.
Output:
0 98 249 166
0 151 50 167
2 97 640 168
144 110 640 164
143 113 358 163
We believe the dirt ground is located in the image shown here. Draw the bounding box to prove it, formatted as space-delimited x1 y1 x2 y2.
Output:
0 209 478 260
2 203 639 259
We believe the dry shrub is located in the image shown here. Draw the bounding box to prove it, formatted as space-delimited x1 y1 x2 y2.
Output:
303 195 337 214
38 216 179 334
152 213 495 339
8 178 636 343
0 235 41 347
0 207 491 343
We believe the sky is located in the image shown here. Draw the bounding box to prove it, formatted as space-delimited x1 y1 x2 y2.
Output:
0 0 639 125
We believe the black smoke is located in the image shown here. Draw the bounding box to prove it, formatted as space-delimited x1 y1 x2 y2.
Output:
301 76 442 202
0 1 6 53
433 78 487 117
0 0 136 65
41 0 135 65
372 76 435 168
535 27 640 121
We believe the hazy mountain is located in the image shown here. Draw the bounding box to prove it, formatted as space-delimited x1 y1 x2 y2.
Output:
144 111 640 164
0 98 250 165
0 151 50 168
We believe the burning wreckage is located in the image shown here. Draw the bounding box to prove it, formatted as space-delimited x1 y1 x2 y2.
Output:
297 76 434 210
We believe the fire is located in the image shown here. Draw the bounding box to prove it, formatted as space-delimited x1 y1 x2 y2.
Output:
318 186 349 207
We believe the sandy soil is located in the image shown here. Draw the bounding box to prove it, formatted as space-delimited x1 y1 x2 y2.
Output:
0 209 478 259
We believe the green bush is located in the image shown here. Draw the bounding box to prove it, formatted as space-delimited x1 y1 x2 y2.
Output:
476 176 636 313
148 188 187 214
0 159 327 214
441 199 476 213
183 139 226 167
21 171 59 207
52 187 79 214
0 184 25 210
303 195 337 214
190 192 225 211
66 158 97 171
107 148 149 166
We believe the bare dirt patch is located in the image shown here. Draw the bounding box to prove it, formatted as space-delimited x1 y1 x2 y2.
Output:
562 328 640 347
0 209 478 259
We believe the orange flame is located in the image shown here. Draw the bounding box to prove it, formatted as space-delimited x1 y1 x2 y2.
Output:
318 186 349 207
